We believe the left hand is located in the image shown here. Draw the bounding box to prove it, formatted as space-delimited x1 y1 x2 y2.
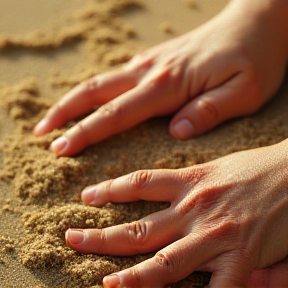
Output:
65 140 288 288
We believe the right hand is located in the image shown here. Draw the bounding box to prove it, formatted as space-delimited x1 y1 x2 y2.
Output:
34 0 288 156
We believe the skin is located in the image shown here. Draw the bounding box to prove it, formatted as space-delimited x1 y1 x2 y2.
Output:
33 0 288 286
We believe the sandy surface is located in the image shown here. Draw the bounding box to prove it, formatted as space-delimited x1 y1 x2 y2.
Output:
1 0 288 287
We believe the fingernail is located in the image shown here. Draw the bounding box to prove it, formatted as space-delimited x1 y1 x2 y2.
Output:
173 119 195 139
66 229 85 245
50 136 68 154
34 119 49 135
103 274 120 288
82 186 97 205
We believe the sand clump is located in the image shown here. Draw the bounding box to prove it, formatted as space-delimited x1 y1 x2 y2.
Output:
159 22 174 34
0 78 50 132
182 0 198 9
0 236 15 254
0 236 15 272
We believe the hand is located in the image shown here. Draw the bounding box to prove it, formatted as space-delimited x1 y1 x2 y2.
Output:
65 140 288 287
33 0 288 156
249 258 288 288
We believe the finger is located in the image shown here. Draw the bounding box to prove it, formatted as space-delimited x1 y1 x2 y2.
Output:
81 169 186 206
50 68 176 156
208 252 252 288
33 69 137 136
102 233 225 288
249 258 288 288
169 73 261 140
65 208 182 255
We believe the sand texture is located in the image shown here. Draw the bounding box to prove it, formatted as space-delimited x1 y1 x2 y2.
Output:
1 0 288 287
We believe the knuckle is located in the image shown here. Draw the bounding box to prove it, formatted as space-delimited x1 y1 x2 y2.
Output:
93 229 107 252
127 221 149 251
128 266 142 287
99 229 107 247
128 170 152 191
126 53 142 68
73 121 92 145
178 167 207 187
150 68 173 89
80 76 98 92
197 99 219 122
103 179 113 197
205 216 241 244
125 51 154 72
97 102 124 126
155 251 180 278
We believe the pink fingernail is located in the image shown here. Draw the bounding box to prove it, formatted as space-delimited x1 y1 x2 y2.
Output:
103 274 120 288
173 119 195 139
66 229 85 245
50 136 68 154
34 119 49 135
81 186 97 206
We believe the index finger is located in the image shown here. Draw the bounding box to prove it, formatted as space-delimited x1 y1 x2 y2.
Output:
33 68 137 136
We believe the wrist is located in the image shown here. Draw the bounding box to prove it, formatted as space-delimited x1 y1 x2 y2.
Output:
225 0 288 57
230 0 288 13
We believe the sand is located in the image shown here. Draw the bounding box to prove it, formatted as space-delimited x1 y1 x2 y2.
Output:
1 0 288 287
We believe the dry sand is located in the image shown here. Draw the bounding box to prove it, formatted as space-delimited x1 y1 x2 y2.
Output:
1 0 288 287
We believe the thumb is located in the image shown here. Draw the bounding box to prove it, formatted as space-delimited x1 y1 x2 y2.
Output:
169 77 261 140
